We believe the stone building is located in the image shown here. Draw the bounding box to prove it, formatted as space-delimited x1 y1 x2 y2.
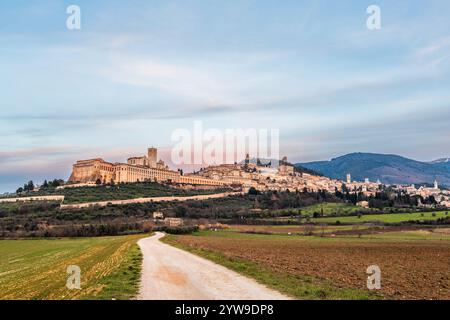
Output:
68 148 227 187
164 218 184 227
68 148 371 195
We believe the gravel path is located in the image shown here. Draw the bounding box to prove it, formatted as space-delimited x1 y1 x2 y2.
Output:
137 232 290 300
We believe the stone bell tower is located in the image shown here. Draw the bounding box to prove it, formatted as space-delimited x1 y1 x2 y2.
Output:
148 147 157 168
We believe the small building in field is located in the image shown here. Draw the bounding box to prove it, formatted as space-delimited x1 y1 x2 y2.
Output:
153 211 164 219
164 218 184 227
357 201 369 209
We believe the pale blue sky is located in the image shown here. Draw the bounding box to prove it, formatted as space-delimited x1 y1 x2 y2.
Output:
1 0 450 192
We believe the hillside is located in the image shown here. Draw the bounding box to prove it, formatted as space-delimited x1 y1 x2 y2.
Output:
297 153 450 186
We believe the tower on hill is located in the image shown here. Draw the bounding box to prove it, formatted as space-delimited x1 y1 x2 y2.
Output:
148 147 157 168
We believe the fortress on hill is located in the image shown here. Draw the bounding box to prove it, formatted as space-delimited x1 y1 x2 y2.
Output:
68 147 227 187
68 147 345 193
64 147 450 207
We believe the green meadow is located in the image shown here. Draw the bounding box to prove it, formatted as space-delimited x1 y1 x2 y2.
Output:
311 211 448 224
0 234 144 300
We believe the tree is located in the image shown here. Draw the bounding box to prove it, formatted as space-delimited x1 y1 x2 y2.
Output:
16 187 24 194
341 183 349 193
24 181 34 191
42 180 49 188
174 206 187 218
50 179 63 188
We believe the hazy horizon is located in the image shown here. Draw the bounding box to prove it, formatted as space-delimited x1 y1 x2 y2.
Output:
1 148 448 193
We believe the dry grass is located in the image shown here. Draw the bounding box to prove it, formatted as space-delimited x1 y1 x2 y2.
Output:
0 234 144 300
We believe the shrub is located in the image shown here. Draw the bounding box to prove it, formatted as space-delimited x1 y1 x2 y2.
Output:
154 225 199 234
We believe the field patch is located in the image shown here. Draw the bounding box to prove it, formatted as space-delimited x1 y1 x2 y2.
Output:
165 231 450 300
311 211 449 224
0 234 144 300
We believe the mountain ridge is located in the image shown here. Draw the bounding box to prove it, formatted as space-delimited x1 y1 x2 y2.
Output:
297 152 450 186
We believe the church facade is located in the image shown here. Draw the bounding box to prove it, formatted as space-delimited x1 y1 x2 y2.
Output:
68 148 227 187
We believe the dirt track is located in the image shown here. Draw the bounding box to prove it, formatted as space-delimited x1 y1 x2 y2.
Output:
137 233 290 300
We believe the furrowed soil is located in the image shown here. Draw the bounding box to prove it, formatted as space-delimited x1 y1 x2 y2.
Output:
0 234 144 300
166 232 450 300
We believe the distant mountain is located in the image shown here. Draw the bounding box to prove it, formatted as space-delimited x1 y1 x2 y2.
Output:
429 158 450 174
430 158 450 164
297 153 450 186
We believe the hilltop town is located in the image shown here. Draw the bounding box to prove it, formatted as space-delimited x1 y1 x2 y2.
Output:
64 147 450 209
3 147 448 210
67 147 353 193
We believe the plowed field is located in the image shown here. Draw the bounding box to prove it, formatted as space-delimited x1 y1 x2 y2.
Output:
167 232 450 299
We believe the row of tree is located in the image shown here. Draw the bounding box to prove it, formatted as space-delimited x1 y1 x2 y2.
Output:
16 181 35 194
41 179 64 189
16 179 65 194
335 185 438 208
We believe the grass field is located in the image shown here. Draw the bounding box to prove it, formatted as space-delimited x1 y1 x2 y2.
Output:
345 228 450 241
61 184 230 204
276 203 374 216
2 182 230 204
311 211 449 223
164 230 450 300
0 234 144 300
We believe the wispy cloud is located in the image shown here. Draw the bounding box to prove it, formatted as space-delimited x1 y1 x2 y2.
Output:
0 147 71 162
1 1 450 191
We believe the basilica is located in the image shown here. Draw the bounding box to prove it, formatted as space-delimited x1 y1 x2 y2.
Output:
68 148 227 187
68 147 343 192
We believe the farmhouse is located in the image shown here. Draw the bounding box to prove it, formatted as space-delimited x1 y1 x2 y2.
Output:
153 212 164 219
164 218 184 227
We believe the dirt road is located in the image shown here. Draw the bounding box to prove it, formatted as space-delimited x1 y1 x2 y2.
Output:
137 233 290 300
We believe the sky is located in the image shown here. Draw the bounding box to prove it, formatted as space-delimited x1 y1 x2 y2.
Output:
1 0 450 192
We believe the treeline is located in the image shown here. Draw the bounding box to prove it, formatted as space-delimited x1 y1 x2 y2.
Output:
41 179 65 189
154 225 199 234
0 191 341 237
0 201 60 216
16 180 35 194
15 179 65 194
335 187 438 208
1 219 153 238
252 189 339 209
2 188 445 238
170 190 341 219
